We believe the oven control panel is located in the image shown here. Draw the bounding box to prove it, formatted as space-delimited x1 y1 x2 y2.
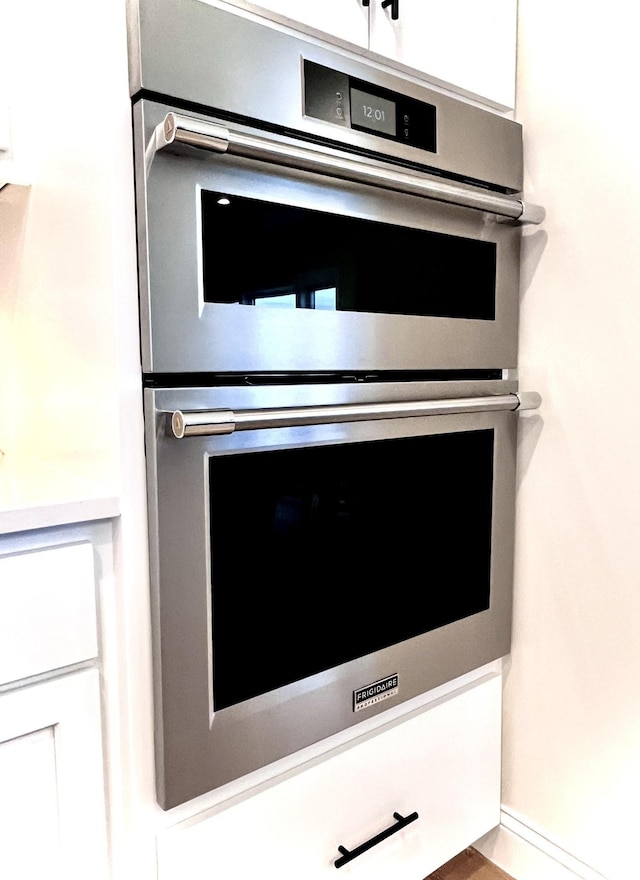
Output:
303 60 437 153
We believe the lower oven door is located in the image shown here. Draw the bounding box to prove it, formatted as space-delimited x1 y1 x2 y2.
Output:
145 380 520 809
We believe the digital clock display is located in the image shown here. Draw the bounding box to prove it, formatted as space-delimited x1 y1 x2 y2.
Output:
350 87 396 137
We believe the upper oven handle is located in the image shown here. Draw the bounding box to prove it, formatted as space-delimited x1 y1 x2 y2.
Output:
150 112 545 225
169 391 542 438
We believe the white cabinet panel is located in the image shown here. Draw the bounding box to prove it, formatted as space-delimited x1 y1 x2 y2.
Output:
212 0 369 47
0 726 60 879
0 541 97 685
369 0 517 109
0 670 108 880
158 674 501 880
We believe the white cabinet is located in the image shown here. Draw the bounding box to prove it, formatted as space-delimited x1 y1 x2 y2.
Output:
0 534 109 880
210 0 517 108
157 673 502 880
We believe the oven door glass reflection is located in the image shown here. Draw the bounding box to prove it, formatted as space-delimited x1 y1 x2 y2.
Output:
202 191 497 320
209 429 494 710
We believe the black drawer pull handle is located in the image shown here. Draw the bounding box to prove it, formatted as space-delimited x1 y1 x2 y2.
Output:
381 0 400 20
334 811 419 868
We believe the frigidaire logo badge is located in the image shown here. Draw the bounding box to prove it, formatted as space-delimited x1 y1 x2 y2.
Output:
353 674 399 712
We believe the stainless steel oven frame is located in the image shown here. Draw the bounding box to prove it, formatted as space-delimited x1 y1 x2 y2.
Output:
145 377 537 809
128 0 545 812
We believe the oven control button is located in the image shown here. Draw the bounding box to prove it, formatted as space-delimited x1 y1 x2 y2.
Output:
304 59 350 127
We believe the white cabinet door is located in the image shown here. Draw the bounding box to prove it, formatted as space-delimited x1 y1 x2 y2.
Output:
0 670 109 880
369 0 517 109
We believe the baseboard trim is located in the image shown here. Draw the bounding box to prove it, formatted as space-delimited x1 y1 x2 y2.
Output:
474 809 608 880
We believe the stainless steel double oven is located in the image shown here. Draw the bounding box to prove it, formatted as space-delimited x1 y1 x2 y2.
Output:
128 0 543 809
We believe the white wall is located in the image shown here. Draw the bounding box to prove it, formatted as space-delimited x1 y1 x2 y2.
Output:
481 2 640 878
0 0 131 493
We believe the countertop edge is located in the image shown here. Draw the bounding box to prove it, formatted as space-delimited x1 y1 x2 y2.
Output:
0 494 121 536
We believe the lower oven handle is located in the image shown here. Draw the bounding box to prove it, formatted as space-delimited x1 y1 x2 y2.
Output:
169 391 541 439
153 113 545 225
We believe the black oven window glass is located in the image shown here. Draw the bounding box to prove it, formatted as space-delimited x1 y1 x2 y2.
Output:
209 429 494 711
201 192 496 320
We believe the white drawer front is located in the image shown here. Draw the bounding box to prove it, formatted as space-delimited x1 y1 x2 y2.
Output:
158 674 501 880
0 542 97 684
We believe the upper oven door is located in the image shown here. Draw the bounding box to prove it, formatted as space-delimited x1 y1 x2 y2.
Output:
134 100 522 376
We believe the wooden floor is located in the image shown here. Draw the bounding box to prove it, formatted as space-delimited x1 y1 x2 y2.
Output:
425 848 514 880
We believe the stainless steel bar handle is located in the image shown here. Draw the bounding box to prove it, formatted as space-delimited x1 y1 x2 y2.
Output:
156 113 545 225
170 391 542 439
